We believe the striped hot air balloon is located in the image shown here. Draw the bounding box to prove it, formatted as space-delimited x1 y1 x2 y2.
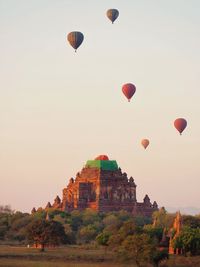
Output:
67 31 84 52
106 9 119 24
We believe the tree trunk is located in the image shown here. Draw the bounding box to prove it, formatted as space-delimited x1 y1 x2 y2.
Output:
40 244 45 252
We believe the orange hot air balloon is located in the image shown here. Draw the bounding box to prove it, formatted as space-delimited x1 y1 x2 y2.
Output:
106 9 119 24
95 155 109 160
174 118 187 135
67 31 84 52
141 139 150 149
122 83 136 102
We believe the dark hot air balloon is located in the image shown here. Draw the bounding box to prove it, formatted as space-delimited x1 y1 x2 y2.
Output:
174 118 187 135
122 83 136 102
67 31 84 52
141 139 150 149
106 9 119 24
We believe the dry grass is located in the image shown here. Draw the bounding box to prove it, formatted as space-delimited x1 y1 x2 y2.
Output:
0 245 124 267
0 258 127 267
0 245 112 261
160 255 200 267
1 245 200 267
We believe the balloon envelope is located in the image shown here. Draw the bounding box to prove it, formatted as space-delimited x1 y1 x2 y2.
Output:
106 9 119 23
67 31 84 51
141 139 149 149
95 155 109 160
174 118 187 135
122 83 136 102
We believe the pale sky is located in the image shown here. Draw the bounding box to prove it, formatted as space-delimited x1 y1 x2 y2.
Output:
0 0 200 213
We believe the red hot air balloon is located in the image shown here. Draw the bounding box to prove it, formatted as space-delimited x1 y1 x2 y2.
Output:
122 83 136 102
174 118 187 135
67 31 84 52
95 155 109 160
141 139 149 149
106 9 119 24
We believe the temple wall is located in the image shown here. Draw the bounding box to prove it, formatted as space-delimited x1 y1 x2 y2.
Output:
58 164 157 217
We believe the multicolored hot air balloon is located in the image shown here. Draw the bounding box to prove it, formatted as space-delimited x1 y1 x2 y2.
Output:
67 31 84 52
141 139 150 149
122 83 136 102
106 9 119 24
174 118 187 135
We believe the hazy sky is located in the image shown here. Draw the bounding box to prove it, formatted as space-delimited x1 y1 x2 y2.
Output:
1 0 200 213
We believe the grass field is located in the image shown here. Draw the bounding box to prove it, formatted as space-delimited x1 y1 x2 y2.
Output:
0 245 128 267
1 245 200 267
0 258 126 267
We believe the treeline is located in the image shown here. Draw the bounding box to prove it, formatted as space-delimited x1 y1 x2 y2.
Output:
0 206 200 266
0 206 151 244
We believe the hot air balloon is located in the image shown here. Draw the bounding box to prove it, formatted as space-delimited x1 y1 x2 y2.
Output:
95 155 109 160
106 9 119 24
67 31 84 52
122 83 136 102
141 139 149 149
174 118 187 135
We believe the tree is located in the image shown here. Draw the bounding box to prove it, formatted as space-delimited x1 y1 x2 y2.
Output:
173 226 200 256
107 220 141 250
32 210 46 220
26 219 66 251
108 232 124 250
119 233 154 267
134 215 152 227
82 208 100 225
182 215 200 229
96 232 110 246
152 207 175 229
63 223 76 244
70 210 83 231
117 210 132 222
0 224 9 240
103 214 121 234
0 205 13 214
118 220 137 238
96 232 110 254
77 224 97 244
53 214 75 244
7 214 32 241
151 249 169 267
143 224 163 243
0 213 10 240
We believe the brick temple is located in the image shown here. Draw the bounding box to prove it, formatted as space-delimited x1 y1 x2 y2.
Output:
40 155 158 217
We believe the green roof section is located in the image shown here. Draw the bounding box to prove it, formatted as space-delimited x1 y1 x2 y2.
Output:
86 160 118 171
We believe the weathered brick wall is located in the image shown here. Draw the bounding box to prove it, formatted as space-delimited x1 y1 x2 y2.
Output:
59 165 158 217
